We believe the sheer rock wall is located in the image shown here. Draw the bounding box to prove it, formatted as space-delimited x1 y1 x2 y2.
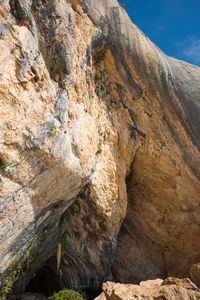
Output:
0 0 200 294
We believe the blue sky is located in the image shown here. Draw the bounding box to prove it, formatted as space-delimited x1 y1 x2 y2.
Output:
120 0 200 67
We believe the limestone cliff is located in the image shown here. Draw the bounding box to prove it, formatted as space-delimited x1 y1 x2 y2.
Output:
0 0 200 297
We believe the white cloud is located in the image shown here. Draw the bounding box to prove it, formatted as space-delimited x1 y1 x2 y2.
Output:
177 36 200 65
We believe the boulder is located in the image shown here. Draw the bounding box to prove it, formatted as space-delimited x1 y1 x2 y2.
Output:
95 278 200 300
139 278 163 289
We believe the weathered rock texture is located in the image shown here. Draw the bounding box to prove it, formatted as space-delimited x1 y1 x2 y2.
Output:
95 278 200 300
0 0 200 296
190 264 200 288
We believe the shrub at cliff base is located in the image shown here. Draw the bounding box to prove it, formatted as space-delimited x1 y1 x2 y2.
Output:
48 289 86 300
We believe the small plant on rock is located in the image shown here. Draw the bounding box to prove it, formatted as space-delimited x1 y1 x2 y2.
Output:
97 138 102 155
8 21 16 32
50 125 59 134
48 289 86 300
0 160 5 169
0 7 6 18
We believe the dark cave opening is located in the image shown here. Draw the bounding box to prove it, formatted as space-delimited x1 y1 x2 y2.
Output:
80 287 102 300
24 265 101 300
24 265 61 297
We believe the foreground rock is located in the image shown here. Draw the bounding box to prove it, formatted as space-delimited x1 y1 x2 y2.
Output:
0 0 200 296
95 278 200 300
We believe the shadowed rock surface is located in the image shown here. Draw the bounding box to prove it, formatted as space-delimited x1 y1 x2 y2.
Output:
0 0 200 297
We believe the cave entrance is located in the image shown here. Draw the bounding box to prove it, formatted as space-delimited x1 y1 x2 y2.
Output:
24 265 61 297
24 265 101 300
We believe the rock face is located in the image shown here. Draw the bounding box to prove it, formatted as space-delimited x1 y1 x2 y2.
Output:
0 0 200 296
95 278 200 300
190 264 200 288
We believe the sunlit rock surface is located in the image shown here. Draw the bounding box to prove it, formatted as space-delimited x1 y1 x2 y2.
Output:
95 278 200 300
0 0 200 295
